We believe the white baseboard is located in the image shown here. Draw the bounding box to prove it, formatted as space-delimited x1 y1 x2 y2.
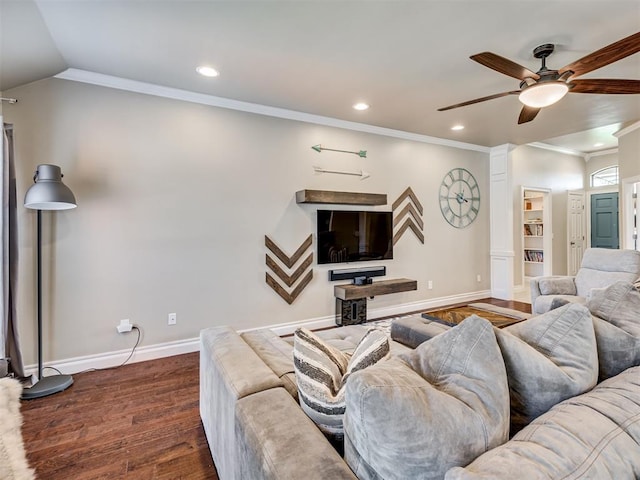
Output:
27 290 491 374
248 289 492 336
24 336 200 376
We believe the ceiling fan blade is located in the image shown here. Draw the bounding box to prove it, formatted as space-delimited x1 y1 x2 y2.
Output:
438 90 520 111
559 31 640 78
570 79 640 94
471 52 540 80
518 106 540 124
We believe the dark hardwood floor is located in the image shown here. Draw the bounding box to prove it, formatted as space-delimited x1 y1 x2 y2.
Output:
19 298 530 479
21 351 218 480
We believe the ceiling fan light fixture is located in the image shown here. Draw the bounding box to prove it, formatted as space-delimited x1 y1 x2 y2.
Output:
518 82 569 108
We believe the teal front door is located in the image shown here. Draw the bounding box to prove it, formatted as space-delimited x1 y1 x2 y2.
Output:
591 192 619 249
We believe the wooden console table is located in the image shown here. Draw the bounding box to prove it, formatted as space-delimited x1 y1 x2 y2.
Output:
334 278 417 326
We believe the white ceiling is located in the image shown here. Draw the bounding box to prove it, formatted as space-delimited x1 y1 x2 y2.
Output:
1 1 639 153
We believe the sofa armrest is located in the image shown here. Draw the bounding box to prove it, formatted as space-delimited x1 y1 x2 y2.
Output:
530 276 577 313
236 388 358 480
200 326 283 480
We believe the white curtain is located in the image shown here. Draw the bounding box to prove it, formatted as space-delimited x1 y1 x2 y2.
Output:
1 121 23 377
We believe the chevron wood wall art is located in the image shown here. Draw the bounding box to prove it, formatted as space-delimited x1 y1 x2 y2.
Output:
265 234 314 304
392 187 425 245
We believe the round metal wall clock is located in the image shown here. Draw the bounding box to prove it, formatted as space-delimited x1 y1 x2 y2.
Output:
439 168 480 228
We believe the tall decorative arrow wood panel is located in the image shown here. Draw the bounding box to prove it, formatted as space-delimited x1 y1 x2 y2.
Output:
265 234 313 304
392 187 425 245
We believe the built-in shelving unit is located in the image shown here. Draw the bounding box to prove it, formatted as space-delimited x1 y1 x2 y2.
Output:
295 189 387 206
522 187 552 280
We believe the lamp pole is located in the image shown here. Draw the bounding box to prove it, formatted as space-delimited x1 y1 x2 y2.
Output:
36 209 43 381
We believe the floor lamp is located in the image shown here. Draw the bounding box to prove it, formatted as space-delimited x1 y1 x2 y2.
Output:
22 164 77 400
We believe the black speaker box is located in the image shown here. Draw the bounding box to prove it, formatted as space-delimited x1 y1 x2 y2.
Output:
329 266 386 282
335 298 367 326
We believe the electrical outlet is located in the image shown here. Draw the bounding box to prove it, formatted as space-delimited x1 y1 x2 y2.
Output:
427 280 433 290
477 274 482 282
117 319 133 333
168 312 177 326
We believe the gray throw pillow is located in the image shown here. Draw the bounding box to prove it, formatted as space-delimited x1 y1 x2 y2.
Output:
588 281 640 336
587 281 640 380
495 303 598 433
344 316 510 480
538 277 577 296
293 327 390 441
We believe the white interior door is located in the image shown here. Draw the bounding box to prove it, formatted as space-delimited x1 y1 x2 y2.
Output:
567 191 585 275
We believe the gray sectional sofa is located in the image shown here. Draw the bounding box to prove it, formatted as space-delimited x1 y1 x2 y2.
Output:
200 281 640 479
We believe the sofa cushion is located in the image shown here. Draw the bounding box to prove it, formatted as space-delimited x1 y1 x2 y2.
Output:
235 388 358 480
587 281 640 380
537 277 577 295
495 303 598 433
445 366 640 480
293 327 390 441
241 329 298 399
344 316 510 480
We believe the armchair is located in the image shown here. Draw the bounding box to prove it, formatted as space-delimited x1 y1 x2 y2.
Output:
530 248 640 314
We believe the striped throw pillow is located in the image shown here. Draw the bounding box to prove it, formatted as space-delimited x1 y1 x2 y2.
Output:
293 327 390 441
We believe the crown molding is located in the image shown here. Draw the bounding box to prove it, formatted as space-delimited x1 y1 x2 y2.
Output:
613 120 640 138
584 148 618 162
526 142 586 159
55 68 489 153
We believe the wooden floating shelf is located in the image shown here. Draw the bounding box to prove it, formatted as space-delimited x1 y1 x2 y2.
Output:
334 278 417 301
296 189 387 206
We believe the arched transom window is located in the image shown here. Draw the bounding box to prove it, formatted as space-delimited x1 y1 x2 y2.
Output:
591 165 619 187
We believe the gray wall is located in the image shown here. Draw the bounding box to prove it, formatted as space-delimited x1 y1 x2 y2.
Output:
4 77 490 365
511 145 585 282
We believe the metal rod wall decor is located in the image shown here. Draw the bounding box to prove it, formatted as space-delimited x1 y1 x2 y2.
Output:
312 166 370 180
311 144 367 158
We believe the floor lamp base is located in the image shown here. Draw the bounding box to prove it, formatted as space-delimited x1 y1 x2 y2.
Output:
21 374 73 400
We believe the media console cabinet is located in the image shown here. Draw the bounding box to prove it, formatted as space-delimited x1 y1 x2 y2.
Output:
334 278 417 325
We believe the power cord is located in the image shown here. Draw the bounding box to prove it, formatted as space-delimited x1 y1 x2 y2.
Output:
75 325 142 375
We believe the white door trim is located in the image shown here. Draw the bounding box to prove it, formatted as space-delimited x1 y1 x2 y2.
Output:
621 175 640 250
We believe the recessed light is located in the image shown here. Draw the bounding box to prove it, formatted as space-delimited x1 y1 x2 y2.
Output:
353 103 370 111
451 125 465 131
593 142 604 147
196 65 220 77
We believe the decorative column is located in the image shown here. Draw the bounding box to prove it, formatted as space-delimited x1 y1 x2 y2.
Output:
490 144 516 299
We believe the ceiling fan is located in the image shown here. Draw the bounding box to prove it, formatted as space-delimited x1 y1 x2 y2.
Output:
438 31 640 124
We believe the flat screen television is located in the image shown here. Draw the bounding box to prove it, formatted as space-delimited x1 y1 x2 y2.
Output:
317 210 393 264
